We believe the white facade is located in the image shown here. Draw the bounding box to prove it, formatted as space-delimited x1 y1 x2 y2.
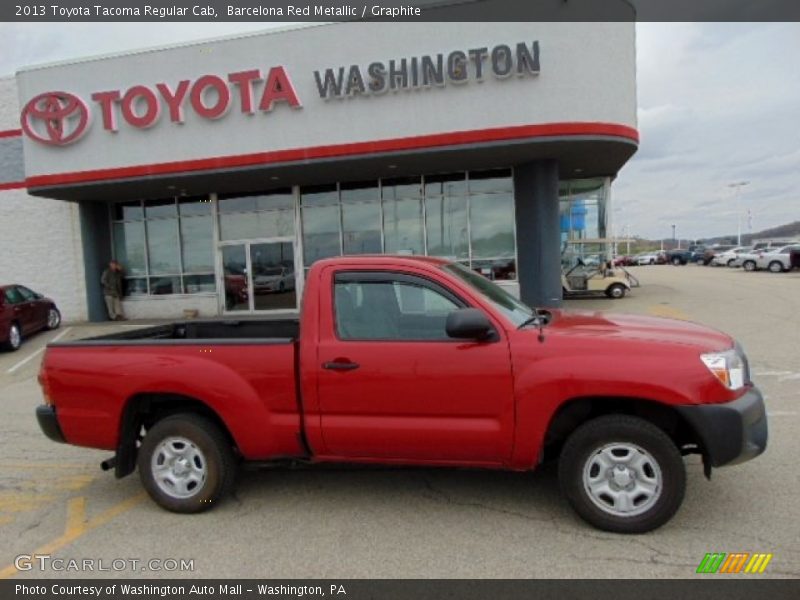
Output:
0 76 88 322
2 22 637 323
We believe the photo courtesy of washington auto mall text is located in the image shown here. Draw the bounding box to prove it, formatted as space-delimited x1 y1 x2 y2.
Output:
1 0 800 599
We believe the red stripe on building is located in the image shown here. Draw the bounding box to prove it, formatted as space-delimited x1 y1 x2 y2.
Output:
0 129 23 139
26 122 639 188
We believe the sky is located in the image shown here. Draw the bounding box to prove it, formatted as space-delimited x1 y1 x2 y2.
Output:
1 22 798 241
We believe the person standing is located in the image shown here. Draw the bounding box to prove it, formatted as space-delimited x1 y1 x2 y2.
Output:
101 260 126 321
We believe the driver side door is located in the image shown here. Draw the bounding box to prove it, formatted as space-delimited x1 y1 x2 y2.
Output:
315 270 516 464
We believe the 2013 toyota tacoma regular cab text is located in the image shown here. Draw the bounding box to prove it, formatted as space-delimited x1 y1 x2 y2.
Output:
35 256 767 533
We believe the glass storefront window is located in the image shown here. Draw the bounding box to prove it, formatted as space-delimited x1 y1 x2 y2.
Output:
149 275 181 295
183 274 216 294
469 192 515 259
146 218 180 275
340 182 379 204
179 197 212 216
145 198 178 219
424 173 467 196
113 201 143 221
469 169 513 193
382 177 421 201
383 197 424 255
302 204 341 266
219 209 294 240
301 184 338 207
181 215 214 273
112 221 146 276
425 195 468 259
218 190 293 212
342 201 381 254
111 197 216 296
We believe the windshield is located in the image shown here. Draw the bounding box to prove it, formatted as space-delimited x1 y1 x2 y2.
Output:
442 262 534 327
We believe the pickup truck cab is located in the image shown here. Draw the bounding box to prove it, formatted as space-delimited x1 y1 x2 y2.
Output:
35 256 767 533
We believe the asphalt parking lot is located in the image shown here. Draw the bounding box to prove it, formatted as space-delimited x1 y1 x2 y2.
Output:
0 264 798 579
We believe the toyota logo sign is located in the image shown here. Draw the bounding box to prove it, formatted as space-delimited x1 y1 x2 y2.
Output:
20 92 90 146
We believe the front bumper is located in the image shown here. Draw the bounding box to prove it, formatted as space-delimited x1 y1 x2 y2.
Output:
36 405 66 443
676 387 767 467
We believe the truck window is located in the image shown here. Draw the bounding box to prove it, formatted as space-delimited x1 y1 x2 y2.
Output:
334 278 460 341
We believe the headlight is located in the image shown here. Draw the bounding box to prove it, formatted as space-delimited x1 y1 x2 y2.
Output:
700 347 747 389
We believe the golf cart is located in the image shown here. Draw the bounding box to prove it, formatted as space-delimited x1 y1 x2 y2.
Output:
561 240 637 299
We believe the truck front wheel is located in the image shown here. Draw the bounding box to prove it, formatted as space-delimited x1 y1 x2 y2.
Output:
138 414 236 513
558 415 686 533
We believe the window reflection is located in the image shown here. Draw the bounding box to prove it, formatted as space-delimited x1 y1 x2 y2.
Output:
342 201 381 254
302 205 341 266
425 195 468 259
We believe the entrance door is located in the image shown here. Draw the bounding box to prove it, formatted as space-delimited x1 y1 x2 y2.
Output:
221 240 297 313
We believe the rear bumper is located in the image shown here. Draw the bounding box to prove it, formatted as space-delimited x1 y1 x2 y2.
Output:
676 387 767 467
36 405 66 444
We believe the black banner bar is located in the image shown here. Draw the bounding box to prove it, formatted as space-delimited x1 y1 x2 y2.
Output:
4 580 800 600
3 0 800 22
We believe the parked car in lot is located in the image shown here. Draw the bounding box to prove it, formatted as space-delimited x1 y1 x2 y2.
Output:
701 245 736 266
710 246 753 267
635 252 659 265
1 284 61 351
612 255 636 267
665 248 693 265
36 255 768 533
792 248 800 270
755 245 800 273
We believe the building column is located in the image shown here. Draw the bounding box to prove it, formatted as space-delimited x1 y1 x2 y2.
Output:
79 201 112 322
513 160 562 308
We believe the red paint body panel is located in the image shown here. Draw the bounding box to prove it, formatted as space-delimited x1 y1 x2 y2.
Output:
41 256 743 470
44 343 302 458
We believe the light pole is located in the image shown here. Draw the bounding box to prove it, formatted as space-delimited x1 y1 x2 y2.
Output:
728 181 750 245
671 224 676 249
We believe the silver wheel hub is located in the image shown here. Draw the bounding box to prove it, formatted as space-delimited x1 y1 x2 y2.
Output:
583 443 662 517
48 310 59 328
10 326 20 348
151 436 207 499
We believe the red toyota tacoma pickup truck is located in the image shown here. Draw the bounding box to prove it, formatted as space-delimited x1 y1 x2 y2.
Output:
35 256 767 533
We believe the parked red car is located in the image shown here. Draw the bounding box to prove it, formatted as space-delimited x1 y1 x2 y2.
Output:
1 284 61 351
36 256 766 533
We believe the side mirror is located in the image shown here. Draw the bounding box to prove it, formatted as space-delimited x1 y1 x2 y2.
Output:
34 293 44 300
446 308 494 341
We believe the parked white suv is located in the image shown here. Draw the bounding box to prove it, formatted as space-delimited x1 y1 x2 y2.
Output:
755 245 800 273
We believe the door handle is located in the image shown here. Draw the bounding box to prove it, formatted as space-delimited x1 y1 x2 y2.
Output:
323 360 360 371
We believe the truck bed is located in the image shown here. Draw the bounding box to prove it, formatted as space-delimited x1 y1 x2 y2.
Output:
54 318 300 346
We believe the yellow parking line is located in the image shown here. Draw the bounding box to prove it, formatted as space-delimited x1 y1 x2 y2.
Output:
0 492 147 580
647 304 690 320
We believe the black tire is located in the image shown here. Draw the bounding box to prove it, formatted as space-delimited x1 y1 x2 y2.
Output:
558 415 686 533
45 307 61 331
671 257 681 266
768 261 784 273
605 283 626 299
138 413 236 513
2 322 22 352
743 260 756 272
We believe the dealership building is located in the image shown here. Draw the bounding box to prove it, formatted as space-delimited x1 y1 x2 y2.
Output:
0 22 637 322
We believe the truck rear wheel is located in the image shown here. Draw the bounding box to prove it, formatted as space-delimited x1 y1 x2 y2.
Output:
558 415 686 533
138 414 236 513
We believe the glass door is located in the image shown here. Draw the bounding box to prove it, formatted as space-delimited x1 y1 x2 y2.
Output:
221 241 297 313
250 241 296 311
